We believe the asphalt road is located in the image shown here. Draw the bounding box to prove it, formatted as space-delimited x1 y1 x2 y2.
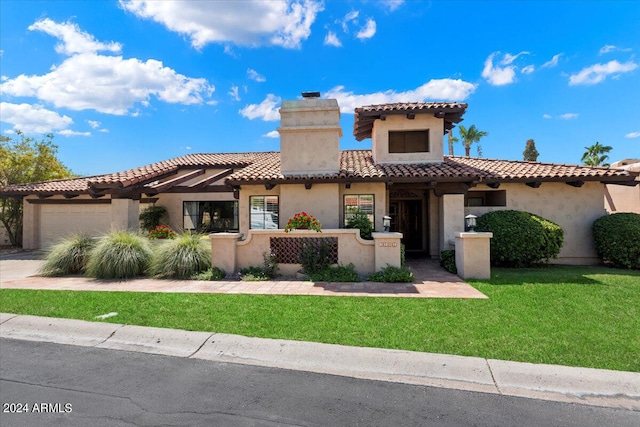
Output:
1 338 638 427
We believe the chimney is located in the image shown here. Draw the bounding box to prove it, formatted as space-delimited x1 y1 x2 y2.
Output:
278 92 342 176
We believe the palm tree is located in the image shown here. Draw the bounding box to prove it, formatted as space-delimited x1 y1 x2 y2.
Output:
458 125 488 157
447 129 458 156
581 142 613 167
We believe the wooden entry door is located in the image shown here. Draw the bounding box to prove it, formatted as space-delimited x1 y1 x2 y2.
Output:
389 200 423 251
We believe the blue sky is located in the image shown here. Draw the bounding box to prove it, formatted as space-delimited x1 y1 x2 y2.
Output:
1 0 638 177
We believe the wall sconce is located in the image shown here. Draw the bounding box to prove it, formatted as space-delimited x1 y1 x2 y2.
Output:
465 214 477 232
383 215 392 232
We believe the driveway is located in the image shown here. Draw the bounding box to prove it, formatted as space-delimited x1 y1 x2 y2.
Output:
0 251 44 283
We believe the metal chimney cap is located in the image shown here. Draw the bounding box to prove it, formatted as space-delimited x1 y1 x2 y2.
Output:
301 91 321 98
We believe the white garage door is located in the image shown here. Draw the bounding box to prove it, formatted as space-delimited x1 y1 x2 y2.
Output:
40 204 112 248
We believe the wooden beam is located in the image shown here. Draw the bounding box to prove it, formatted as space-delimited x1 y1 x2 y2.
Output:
148 169 205 192
27 199 111 205
187 169 234 188
526 181 542 188
487 182 501 189
566 181 584 188
304 182 312 190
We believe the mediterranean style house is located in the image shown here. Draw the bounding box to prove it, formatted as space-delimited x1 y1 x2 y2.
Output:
2 93 638 265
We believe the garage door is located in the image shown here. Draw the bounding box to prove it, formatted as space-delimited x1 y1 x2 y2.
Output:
40 204 112 248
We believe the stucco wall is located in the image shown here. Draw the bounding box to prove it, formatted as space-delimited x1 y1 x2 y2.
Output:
371 114 444 164
605 183 640 213
465 182 607 264
279 98 341 175
235 229 376 275
280 184 341 229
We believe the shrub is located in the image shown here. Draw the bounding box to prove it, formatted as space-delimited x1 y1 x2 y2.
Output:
40 234 96 276
439 250 457 274
299 241 333 274
592 213 640 269
149 233 212 279
192 267 226 281
240 251 279 281
139 206 168 232
346 209 374 240
86 230 153 279
368 265 414 283
309 263 360 282
475 210 564 267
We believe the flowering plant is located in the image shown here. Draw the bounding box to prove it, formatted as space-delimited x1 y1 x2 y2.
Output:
284 211 322 232
148 225 176 239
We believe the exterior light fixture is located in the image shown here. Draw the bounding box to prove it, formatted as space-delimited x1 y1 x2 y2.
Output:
383 215 392 232
465 214 477 232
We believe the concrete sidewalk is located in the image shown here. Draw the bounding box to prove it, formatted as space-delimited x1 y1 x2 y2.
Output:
1 312 638 411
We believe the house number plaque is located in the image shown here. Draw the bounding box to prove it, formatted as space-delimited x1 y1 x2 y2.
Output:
378 242 397 247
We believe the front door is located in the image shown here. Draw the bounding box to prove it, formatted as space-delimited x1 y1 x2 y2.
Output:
389 200 423 251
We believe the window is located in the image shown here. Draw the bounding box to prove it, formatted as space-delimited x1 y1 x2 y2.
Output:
464 191 507 207
183 201 238 232
344 194 374 226
250 196 279 229
389 130 429 153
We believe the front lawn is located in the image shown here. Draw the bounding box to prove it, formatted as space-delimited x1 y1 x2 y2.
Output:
1 265 638 372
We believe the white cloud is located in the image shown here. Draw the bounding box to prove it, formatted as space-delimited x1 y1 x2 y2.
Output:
341 11 359 33
501 51 530 65
521 65 535 74
325 79 477 113
599 45 632 55
239 94 281 121
28 19 121 55
119 0 323 49
0 102 74 133
543 114 552 119
625 131 640 139
247 69 266 82
228 86 240 101
324 31 342 47
482 52 517 86
59 129 91 137
569 60 638 85
380 0 404 11
99 128 109 133
558 113 579 120
356 19 376 40
0 19 215 115
541 53 563 69
263 130 280 138
87 120 101 129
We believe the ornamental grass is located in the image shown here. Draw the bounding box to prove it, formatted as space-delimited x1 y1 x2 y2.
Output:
149 232 211 279
86 230 153 279
40 234 96 276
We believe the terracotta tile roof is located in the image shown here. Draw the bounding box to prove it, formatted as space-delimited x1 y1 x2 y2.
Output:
448 156 634 182
353 102 467 141
2 151 636 196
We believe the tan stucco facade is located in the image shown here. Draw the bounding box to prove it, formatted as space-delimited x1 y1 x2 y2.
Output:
371 114 445 164
606 159 640 213
465 181 608 264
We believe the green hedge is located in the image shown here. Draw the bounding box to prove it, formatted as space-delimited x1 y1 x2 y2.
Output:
475 210 564 267
592 213 640 269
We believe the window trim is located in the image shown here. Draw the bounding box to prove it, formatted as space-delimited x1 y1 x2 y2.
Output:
249 195 280 229
183 200 239 233
343 194 375 227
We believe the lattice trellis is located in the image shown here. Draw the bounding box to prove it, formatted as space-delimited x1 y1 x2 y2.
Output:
270 237 339 264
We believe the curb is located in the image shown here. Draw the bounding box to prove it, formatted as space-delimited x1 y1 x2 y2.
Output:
1 313 639 410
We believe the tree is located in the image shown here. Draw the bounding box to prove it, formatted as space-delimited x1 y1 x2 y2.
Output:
458 124 488 157
581 142 613 167
447 129 458 156
0 131 73 246
523 139 540 162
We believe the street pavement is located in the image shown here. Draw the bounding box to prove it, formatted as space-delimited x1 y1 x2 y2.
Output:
2 338 639 427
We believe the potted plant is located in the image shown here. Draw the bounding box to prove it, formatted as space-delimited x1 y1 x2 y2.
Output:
284 212 322 232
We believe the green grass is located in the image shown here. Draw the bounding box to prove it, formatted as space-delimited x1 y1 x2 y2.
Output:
1 265 638 372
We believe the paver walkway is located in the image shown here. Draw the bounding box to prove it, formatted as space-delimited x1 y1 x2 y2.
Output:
0 253 487 299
